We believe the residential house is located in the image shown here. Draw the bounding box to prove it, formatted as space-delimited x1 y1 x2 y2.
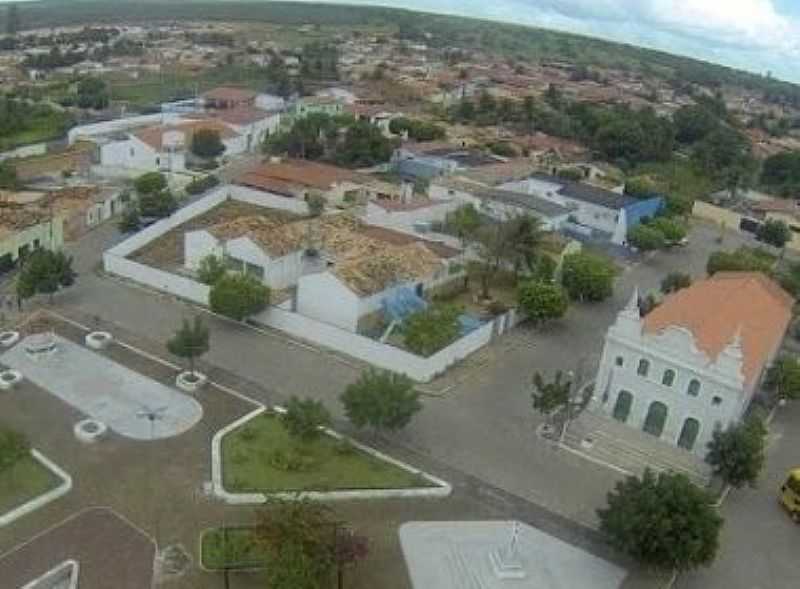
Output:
99 119 243 173
391 143 505 181
430 177 572 231
184 214 460 332
292 96 344 119
208 106 281 151
234 159 368 206
499 174 663 245
592 273 793 456
202 86 257 110
0 197 64 274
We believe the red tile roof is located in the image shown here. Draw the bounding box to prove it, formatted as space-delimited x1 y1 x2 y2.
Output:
202 86 256 103
212 106 275 126
133 119 237 151
643 273 794 386
234 159 358 192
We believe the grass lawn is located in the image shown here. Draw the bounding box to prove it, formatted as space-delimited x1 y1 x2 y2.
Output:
0 455 60 514
201 527 266 571
222 414 432 493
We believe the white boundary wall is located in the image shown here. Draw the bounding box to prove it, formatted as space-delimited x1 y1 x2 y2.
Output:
211 406 452 503
103 184 503 382
0 450 72 528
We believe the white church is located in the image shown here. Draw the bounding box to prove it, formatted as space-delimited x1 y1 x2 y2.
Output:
592 272 793 456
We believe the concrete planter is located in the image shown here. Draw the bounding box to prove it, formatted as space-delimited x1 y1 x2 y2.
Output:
85 331 113 350
176 371 207 393
74 419 108 444
0 331 19 348
0 369 22 390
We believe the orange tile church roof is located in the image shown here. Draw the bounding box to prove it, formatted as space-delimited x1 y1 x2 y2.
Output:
643 273 794 385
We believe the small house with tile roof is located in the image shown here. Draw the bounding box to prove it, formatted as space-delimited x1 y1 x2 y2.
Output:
184 214 460 332
592 273 793 456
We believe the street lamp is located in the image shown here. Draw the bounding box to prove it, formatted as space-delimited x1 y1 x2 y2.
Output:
136 405 167 556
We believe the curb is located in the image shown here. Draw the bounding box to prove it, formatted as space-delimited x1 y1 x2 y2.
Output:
211 407 452 503
0 449 72 528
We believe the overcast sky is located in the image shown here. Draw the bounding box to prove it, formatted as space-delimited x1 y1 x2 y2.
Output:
2 0 798 83
324 0 800 83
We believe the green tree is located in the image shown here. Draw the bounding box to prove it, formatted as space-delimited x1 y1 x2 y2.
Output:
761 151 800 196
191 128 226 159
134 171 167 195
139 190 177 218
597 469 722 572
16 249 76 304
660 272 692 294
76 77 109 110
706 414 767 489
256 498 336 589
673 105 719 144
650 217 688 243
628 224 666 251
757 219 792 248
306 192 326 217
197 255 226 285
765 355 800 400
0 160 19 189
340 369 421 435
166 316 209 376
403 304 461 356
623 175 657 198
282 396 331 443
209 273 270 321
561 252 616 302
117 202 140 233
446 204 482 246
517 280 568 325
531 370 570 424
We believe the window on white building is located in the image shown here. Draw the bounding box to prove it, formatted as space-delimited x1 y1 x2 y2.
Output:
687 379 701 397
637 359 650 377
612 391 633 423
677 418 700 451
712 396 722 406
662 369 675 387
643 401 668 438
615 356 624 367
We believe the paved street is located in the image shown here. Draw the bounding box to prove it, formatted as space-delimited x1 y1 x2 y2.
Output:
678 400 800 589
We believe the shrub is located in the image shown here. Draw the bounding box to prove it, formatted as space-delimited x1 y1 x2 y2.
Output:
403 303 461 356
210 273 270 321
706 247 775 276
197 255 227 285
186 175 220 195
282 397 331 443
650 217 688 243
134 171 167 195
661 272 692 294
628 224 666 251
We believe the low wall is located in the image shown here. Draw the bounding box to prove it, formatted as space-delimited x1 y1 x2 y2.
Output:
256 305 493 382
229 185 309 215
692 201 743 229
103 184 503 382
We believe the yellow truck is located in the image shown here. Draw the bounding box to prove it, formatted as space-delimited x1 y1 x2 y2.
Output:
780 469 800 521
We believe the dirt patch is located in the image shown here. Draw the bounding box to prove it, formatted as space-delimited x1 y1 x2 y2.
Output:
129 200 300 271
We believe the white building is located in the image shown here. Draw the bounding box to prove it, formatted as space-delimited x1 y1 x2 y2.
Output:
184 214 460 332
592 273 793 456
99 119 244 174
498 174 663 245
430 178 573 231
